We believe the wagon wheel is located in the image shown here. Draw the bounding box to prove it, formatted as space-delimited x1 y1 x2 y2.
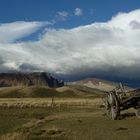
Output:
104 92 120 120
135 108 140 118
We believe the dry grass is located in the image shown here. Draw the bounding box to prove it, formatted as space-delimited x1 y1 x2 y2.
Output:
0 85 139 140
0 98 103 109
0 132 29 140
0 98 139 140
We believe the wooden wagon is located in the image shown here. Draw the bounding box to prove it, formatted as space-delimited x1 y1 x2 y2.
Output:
104 83 140 120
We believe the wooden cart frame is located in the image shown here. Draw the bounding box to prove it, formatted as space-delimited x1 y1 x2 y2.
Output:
104 83 140 120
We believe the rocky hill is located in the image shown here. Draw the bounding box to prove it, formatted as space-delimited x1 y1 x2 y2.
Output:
0 72 64 88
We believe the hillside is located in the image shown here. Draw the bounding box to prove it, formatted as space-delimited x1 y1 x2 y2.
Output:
0 85 103 98
69 78 132 91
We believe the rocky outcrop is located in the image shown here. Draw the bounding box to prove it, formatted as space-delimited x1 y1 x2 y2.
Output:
0 72 64 88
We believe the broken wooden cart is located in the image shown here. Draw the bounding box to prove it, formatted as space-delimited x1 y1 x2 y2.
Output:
104 84 140 120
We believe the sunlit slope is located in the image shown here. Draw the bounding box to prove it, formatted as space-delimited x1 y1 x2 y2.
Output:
69 78 132 91
0 85 104 98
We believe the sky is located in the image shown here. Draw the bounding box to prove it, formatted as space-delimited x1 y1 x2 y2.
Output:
1 0 140 86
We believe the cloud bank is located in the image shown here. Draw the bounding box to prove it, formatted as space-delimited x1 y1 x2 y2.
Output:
1 9 140 81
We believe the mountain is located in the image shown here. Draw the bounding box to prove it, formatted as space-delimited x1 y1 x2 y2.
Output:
0 72 64 88
68 78 132 91
0 75 133 98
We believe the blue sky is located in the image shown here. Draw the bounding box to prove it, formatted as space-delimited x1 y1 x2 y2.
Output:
1 0 140 85
0 0 140 41
0 0 140 28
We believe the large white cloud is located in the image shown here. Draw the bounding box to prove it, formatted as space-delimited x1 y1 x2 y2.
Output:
1 9 140 81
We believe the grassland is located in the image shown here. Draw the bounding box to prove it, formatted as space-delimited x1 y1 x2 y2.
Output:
0 86 140 140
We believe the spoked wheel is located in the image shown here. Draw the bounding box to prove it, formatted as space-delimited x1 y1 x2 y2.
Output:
136 108 140 118
104 92 120 120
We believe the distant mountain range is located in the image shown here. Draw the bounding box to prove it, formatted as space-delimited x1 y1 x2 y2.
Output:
0 73 135 98
0 72 64 88
0 71 134 95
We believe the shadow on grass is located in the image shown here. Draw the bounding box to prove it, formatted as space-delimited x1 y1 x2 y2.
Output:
120 112 136 120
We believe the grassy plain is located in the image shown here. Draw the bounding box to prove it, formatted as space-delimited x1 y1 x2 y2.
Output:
0 86 139 140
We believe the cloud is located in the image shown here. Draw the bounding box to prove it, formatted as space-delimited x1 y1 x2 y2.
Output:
56 11 68 21
57 11 68 17
74 8 83 16
1 9 140 82
0 21 47 43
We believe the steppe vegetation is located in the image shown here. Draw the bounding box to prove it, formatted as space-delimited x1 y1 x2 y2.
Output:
0 86 139 140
